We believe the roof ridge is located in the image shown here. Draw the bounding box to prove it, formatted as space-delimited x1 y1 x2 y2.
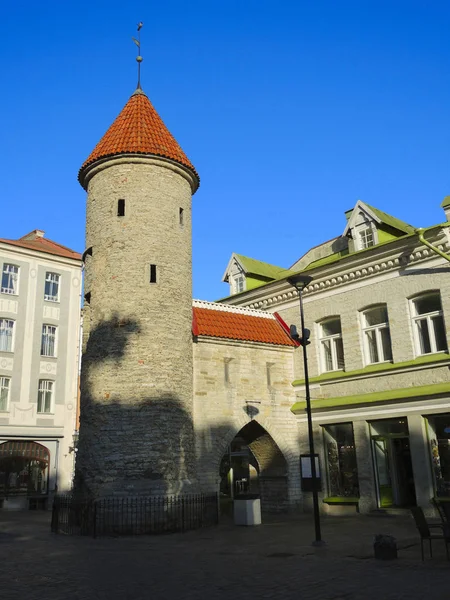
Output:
193 299 275 319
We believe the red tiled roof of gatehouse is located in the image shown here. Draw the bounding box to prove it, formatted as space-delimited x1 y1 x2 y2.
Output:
79 89 198 183
192 301 296 347
0 230 82 261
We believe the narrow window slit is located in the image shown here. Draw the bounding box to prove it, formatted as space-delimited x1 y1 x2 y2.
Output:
179 207 184 226
150 264 157 283
118 199 125 217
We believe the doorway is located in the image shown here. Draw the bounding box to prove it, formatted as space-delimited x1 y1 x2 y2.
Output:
370 418 416 508
219 421 288 515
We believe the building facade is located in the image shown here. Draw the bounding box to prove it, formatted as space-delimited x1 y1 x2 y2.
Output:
0 230 82 509
223 199 450 515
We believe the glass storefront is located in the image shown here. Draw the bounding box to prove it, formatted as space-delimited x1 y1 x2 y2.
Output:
0 441 49 498
426 414 450 497
323 423 359 497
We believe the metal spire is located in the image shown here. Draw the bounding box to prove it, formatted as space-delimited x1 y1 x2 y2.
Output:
132 22 144 90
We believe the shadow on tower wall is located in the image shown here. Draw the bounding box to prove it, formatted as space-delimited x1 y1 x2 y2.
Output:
74 313 198 499
74 313 296 517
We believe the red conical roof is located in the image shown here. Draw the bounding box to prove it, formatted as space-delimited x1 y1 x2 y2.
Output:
79 89 198 185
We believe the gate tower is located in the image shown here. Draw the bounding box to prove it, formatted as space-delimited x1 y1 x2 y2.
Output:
76 86 199 497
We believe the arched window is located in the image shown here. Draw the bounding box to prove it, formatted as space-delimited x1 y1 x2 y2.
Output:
0 441 50 497
318 317 345 372
410 292 447 355
361 305 392 364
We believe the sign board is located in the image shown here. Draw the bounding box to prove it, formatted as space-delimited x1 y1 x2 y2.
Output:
300 454 322 492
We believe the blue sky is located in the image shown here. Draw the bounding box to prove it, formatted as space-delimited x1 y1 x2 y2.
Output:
1 1 450 300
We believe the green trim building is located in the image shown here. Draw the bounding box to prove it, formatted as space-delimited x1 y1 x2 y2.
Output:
221 198 450 516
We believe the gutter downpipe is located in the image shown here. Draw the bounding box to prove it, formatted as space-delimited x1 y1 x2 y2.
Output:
415 226 450 263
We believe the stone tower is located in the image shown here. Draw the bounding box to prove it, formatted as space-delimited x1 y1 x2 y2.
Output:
76 88 199 498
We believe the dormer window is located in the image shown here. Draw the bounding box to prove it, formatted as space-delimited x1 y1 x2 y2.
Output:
359 227 375 249
234 275 245 294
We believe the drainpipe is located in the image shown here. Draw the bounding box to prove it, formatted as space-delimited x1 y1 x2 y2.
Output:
415 227 450 263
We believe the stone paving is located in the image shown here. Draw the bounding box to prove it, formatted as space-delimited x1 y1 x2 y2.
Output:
0 510 449 600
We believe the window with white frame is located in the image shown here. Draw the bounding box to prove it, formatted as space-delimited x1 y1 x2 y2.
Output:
359 227 375 249
361 305 393 364
44 272 60 302
0 377 10 411
41 325 57 357
0 319 14 352
411 293 447 355
319 317 345 372
1 264 19 295
234 274 245 294
37 380 54 413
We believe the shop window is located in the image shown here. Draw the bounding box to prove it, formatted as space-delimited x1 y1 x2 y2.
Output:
0 441 49 497
427 415 450 497
361 305 393 364
411 292 447 355
318 317 345 372
323 423 359 497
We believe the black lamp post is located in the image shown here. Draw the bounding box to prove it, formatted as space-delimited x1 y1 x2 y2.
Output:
287 274 324 546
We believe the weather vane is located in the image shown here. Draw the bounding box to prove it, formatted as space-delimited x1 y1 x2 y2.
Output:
132 22 144 90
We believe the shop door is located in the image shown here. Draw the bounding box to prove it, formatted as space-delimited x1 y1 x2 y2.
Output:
372 436 416 508
391 438 416 507
372 438 393 507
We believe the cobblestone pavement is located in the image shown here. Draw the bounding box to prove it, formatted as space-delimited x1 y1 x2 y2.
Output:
0 511 449 600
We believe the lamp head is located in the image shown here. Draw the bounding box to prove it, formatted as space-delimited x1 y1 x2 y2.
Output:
287 274 313 291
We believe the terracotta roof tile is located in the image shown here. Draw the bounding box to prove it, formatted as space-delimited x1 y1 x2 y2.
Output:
0 231 81 261
79 89 198 184
192 301 296 346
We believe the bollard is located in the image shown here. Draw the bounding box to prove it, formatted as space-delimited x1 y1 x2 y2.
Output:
374 534 397 560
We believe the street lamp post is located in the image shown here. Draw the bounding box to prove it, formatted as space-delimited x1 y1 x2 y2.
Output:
287 274 324 546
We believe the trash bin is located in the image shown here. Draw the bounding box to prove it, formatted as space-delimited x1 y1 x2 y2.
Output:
374 534 397 560
234 494 262 526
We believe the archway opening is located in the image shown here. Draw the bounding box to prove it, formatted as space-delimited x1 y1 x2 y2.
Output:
219 421 288 515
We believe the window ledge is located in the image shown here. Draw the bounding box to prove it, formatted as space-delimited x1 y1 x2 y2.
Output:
323 497 359 505
320 368 345 376
292 381 450 413
293 353 450 387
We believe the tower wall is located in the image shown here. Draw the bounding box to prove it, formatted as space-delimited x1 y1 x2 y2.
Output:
77 156 197 497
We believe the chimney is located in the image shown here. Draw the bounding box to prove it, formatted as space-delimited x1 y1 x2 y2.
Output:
20 229 45 240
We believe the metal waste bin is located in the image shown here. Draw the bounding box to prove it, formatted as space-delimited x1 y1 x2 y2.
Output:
233 495 261 526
